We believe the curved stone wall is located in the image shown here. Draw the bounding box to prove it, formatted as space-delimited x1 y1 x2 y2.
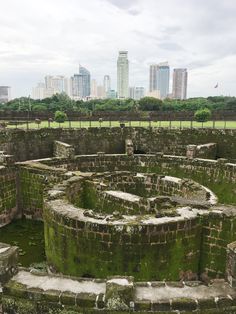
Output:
66 172 216 215
44 198 203 281
41 154 236 205
43 170 219 281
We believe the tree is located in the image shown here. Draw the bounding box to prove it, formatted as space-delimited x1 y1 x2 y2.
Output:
194 108 211 123
54 111 67 123
138 97 163 111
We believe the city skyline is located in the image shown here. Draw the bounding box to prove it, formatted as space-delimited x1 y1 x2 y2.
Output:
0 0 235 98
31 57 187 101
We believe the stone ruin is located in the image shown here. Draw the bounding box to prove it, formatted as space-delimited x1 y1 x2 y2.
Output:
0 127 236 313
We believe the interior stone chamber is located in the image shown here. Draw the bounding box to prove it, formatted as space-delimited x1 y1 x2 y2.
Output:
2 127 236 313
44 170 218 281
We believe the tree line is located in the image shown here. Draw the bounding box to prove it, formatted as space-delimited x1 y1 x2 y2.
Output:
1 94 236 113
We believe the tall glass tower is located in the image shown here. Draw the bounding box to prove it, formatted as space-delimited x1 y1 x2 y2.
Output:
73 65 91 98
157 62 170 99
117 51 129 99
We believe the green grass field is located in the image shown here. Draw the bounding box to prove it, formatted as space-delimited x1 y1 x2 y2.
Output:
3 120 236 129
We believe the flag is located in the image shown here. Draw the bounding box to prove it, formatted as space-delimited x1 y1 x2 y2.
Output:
214 83 218 88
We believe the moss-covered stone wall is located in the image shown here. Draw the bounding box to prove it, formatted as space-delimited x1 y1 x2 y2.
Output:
0 166 17 225
53 154 236 205
200 211 236 278
18 163 66 219
44 202 202 281
1 128 236 161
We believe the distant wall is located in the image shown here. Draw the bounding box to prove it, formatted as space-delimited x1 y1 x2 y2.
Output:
1 109 236 121
1 128 236 162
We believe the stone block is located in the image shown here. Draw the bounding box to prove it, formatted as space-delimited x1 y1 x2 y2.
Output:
226 242 236 287
0 243 18 285
105 276 134 310
171 297 197 311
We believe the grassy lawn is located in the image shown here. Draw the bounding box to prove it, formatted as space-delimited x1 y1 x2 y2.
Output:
3 120 236 129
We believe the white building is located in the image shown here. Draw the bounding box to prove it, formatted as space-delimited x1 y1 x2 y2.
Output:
32 83 45 100
117 51 129 99
103 75 111 97
134 87 145 100
32 76 73 100
91 79 98 98
0 86 11 103
147 90 161 99
129 87 135 99
149 64 159 93
97 85 105 99
172 68 188 100
129 87 145 100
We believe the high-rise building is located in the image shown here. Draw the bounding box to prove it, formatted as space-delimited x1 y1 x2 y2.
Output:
91 79 97 98
0 86 11 103
64 77 73 98
72 65 91 99
172 68 188 100
157 62 170 99
32 83 45 100
149 62 170 99
44 75 72 97
149 64 159 92
107 90 117 99
134 87 145 100
33 76 72 99
129 87 145 100
117 51 129 99
97 85 105 99
103 75 111 97
147 90 161 99
129 87 135 99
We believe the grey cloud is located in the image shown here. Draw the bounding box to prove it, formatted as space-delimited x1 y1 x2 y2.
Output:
158 42 184 51
127 9 140 16
162 26 182 35
106 0 138 9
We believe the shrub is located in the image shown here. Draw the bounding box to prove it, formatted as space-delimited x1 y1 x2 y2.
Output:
54 111 67 123
194 108 211 123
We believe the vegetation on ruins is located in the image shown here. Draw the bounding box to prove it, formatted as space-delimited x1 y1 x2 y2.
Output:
1 94 236 114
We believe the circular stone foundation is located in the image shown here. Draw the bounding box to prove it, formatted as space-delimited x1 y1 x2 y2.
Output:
44 172 217 281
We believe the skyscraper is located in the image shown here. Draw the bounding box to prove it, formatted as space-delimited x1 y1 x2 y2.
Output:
72 65 91 99
129 87 135 99
157 62 170 99
32 83 45 100
129 87 145 100
43 75 72 98
134 87 145 100
91 79 97 98
149 64 159 92
103 75 111 97
117 51 129 99
149 62 170 99
0 86 11 103
172 68 188 100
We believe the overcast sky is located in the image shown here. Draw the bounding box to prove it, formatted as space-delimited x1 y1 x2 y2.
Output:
0 0 236 98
